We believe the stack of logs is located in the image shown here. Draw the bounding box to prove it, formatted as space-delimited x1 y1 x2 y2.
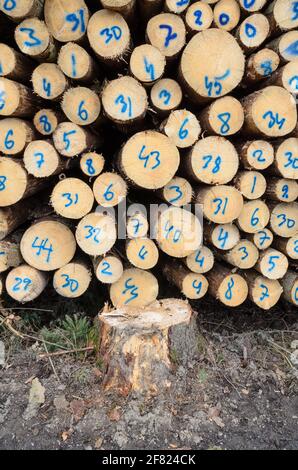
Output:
0 0 297 310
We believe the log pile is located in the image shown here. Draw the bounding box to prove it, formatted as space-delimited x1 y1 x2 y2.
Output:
0 0 297 311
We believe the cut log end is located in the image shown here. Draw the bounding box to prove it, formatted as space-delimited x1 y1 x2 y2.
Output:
126 237 159 270
6 264 48 303
130 44 166 84
32 64 68 101
244 271 283 310
150 78 183 115
45 0 89 43
53 261 92 298
75 212 117 256
80 152 105 177
147 13 186 59
162 109 201 149
94 254 124 284
51 177 95 219
62 87 101 126
185 2 213 33
93 172 127 208
109 268 159 307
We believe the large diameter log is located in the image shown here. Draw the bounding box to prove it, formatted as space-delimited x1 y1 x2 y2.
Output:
234 171 267 200
237 199 270 233
20 219 76 271
126 237 159 270
76 212 117 256
236 14 270 52
163 260 208 300
80 152 105 177
269 201 298 237
160 109 201 149
219 239 259 269
0 77 42 118
0 118 36 156
255 248 289 279
33 109 63 137
157 176 193 207
265 31 298 63
15 18 57 61
0 0 44 22
241 86 297 138
93 254 123 284
272 137 298 180
93 172 127 208
204 223 240 250
280 270 298 306
150 78 183 116
179 29 245 104
53 122 101 157
32 63 69 101
265 177 298 202
62 87 101 126
0 43 34 82
184 2 213 34
6 264 48 303
53 260 92 298
0 197 38 240
45 0 89 43
247 228 274 250
118 130 180 190
184 136 239 184
273 235 298 260
238 140 274 170
109 268 159 307
195 185 244 224
51 177 94 219
206 263 248 307
184 245 214 274
146 13 186 61
0 231 23 273
198 96 244 136
243 49 280 87
98 299 196 395
243 270 283 310
58 42 99 83
129 44 166 85
263 60 298 96
23 140 70 178
265 0 298 33
213 0 240 31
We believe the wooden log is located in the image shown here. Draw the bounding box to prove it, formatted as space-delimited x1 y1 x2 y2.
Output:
76 212 117 256
101 77 148 132
237 199 270 233
163 260 208 300
265 31 298 64
183 245 214 274
255 247 289 279
184 136 239 184
0 197 38 240
237 139 274 170
194 185 244 224
213 0 241 31
265 0 298 34
264 177 298 202
198 96 244 136
110 267 159 307
242 48 280 87
233 170 267 200
160 109 201 149
33 108 63 137
87 9 131 67
0 43 34 82
100 0 136 23
204 223 240 250
272 137 298 179
179 29 245 104
184 1 213 34
0 0 44 22
126 210 149 238
118 130 180 189
44 0 89 43
125 237 159 270
93 253 123 284
218 239 259 269
61 86 101 127
241 86 297 138
146 13 186 61
206 262 248 307
6 264 48 303
51 177 94 219
15 18 57 61
280 270 298 306
243 270 283 310
80 152 105 177
236 14 270 52
150 78 183 116
273 235 298 260
53 259 92 298
0 230 23 273
53 122 100 157
247 228 274 250
23 140 70 178
155 205 202 257
20 218 76 271
239 0 267 13
32 63 69 101
269 201 298 237
157 176 193 207
129 44 166 85
0 77 42 117
0 118 36 155
93 172 127 207
58 42 99 84
262 60 298 96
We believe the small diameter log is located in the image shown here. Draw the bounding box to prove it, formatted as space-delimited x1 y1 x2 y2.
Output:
163 260 208 300
0 197 37 240
109 267 159 307
247 228 274 250
0 43 34 82
53 122 100 158
53 260 92 298
238 140 274 170
269 201 298 237
233 171 267 200
51 177 94 219
24 140 69 178
155 206 202 257
185 2 213 34
266 31 298 64
126 237 159 270
183 245 214 274
0 118 36 155
241 86 297 138
15 18 57 61
126 211 149 238
263 60 298 96
255 248 289 279
236 14 270 52
44 0 89 43
219 239 259 269
21 219 76 271
164 0 190 14
6 264 48 303
198 96 244 136
243 49 280 87
265 177 298 202
93 172 127 208
272 137 298 179
80 152 105 177
204 223 240 250
146 13 186 61
206 263 248 307
194 185 244 224
280 270 298 306
158 176 193 207
118 130 180 190
58 42 98 84
273 235 298 260
0 78 42 118
62 87 101 127
150 78 183 116
160 109 201 149
237 199 270 233
76 212 117 256
100 0 136 23
0 231 23 273
102 77 148 132
243 271 283 310
265 0 298 34
184 136 239 184
213 0 240 31
0 157 48 207
180 29 245 104
87 9 131 67
0 0 44 22
129 44 166 85
93 254 123 284
33 109 63 137
32 64 69 101
239 0 267 13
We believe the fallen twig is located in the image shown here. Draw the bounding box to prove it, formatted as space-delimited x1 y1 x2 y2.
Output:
39 346 94 358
